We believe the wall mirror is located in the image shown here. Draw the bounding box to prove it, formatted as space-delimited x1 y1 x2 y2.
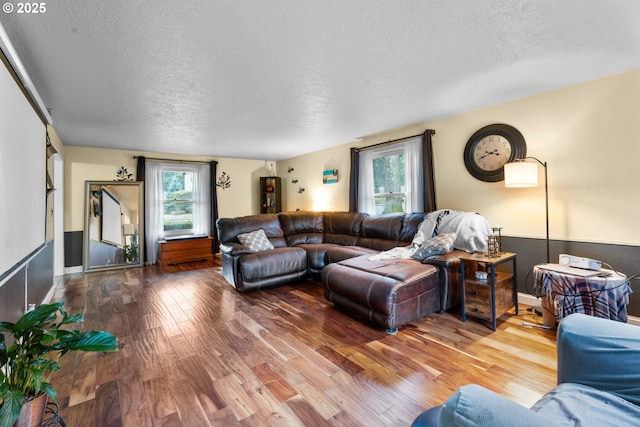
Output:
84 181 144 272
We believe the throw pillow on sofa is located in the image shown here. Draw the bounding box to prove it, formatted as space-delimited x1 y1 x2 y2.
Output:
411 233 456 260
237 229 274 252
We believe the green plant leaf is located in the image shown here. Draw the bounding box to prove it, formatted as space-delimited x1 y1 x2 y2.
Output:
56 331 118 352
13 302 63 331
62 313 84 325
0 322 15 334
40 382 57 401
0 388 23 427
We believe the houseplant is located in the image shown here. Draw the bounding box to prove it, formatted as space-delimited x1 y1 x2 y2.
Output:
0 302 118 427
125 244 138 263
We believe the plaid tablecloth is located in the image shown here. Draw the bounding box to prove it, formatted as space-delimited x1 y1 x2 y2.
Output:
534 264 632 323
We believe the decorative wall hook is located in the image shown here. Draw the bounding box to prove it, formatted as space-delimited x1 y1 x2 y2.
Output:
288 167 294 173
216 171 231 190
291 178 298 184
298 187 305 194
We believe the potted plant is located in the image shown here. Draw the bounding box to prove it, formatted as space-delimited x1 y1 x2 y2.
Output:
0 302 118 427
125 244 138 263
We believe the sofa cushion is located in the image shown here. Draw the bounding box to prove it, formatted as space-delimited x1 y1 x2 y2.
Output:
217 214 287 248
324 245 378 265
438 384 560 427
323 212 365 245
358 213 405 250
278 211 324 246
239 247 307 281
237 229 274 252
411 233 456 260
399 212 428 243
531 382 640 427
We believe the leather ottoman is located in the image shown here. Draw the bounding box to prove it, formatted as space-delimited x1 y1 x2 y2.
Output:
321 255 440 333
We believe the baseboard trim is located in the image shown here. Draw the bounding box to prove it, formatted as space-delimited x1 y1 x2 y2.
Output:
64 266 83 275
517 292 640 326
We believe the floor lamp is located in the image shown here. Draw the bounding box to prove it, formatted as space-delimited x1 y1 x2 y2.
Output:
504 157 549 263
504 157 551 325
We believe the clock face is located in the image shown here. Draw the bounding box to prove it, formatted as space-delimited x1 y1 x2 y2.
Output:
472 135 512 171
463 124 527 182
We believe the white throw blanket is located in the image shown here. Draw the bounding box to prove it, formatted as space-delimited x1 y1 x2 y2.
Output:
368 210 492 261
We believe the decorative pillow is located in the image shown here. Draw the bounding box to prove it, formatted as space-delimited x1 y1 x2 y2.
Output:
237 229 274 252
411 233 456 260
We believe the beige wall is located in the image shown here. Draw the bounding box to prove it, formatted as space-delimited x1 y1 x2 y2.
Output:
280 68 640 246
63 146 276 232
277 144 352 212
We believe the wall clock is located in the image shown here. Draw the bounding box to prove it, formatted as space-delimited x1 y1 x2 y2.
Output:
463 123 527 182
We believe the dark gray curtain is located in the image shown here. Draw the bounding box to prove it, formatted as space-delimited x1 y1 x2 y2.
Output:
422 129 437 212
136 156 147 264
210 161 220 254
348 147 359 212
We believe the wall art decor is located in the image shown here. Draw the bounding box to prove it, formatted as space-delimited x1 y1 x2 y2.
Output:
216 171 231 190
115 166 133 181
323 169 338 184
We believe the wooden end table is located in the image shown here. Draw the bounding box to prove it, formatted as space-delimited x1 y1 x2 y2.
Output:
460 252 518 331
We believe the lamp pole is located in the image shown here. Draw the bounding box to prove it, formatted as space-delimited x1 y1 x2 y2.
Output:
523 157 549 263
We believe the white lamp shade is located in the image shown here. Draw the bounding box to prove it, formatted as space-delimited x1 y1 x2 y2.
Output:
123 223 135 235
504 162 538 187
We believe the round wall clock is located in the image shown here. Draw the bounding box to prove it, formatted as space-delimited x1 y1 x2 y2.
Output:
463 123 527 182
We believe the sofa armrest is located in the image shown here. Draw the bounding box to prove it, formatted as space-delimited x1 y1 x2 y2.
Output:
557 313 640 406
437 385 561 427
421 249 465 268
219 242 252 256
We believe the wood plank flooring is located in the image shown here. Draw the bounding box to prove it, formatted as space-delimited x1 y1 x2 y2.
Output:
49 259 558 426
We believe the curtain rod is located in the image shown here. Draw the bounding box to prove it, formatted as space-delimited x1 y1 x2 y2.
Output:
133 155 213 165
356 129 435 152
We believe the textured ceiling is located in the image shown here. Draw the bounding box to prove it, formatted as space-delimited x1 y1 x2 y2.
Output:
2 1 640 160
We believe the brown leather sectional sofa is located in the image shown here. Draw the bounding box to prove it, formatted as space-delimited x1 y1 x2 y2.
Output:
216 210 468 333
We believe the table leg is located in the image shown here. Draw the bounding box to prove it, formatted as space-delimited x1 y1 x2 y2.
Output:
461 259 467 322
512 257 518 315
490 264 496 331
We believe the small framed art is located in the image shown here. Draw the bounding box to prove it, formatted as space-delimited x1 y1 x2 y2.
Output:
323 169 338 184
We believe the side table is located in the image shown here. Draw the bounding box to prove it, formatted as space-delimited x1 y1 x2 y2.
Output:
533 264 631 324
460 252 518 331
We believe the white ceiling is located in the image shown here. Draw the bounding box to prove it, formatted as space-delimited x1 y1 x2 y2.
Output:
2 1 640 160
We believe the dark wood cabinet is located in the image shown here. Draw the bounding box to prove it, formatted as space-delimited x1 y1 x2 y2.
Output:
260 177 281 213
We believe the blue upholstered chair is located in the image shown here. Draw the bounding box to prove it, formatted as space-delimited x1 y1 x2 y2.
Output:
412 313 640 426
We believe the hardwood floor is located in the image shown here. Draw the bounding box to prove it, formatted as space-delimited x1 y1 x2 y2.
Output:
50 259 558 426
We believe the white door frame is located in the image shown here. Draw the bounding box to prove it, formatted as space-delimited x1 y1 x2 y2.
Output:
53 153 64 277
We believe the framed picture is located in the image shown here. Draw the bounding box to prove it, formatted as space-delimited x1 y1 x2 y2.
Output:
323 169 338 184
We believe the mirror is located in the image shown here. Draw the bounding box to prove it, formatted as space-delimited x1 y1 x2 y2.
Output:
84 181 144 272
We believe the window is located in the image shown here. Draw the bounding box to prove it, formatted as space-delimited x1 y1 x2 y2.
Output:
162 170 195 235
145 162 210 264
358 137 423 215
372 148 407 214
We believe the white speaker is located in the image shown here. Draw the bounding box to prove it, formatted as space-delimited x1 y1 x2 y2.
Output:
559 254 601 271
